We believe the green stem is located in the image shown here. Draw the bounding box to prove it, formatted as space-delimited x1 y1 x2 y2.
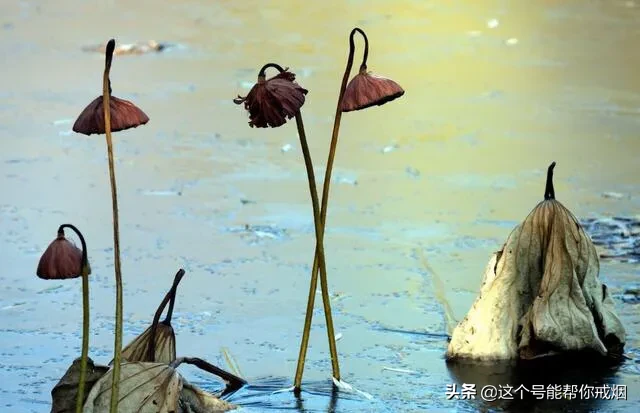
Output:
102 38 122 413
59 224 90 413
292 112 340 391
293 27 366 392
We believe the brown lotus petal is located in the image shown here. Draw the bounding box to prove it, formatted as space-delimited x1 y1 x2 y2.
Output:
37 232 89 280
341 70 404 112
72 95 149 135
234 70 308 128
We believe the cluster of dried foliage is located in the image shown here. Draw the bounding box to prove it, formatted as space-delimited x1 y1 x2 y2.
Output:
38 27 406 412
35 25 625 413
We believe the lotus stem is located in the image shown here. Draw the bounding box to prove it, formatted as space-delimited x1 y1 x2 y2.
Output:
59 224 90 413
292 110 339 391
257 62 286 78
149 269 185 360
102 38 122 413
294 27 367 392
545 161 556 200
170 357 247 395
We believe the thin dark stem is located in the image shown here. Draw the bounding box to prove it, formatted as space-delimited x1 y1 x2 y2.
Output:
59 224 89 413
351 28 369 71
170 357 247 396
149 269 185 360
258 62 286 78
294 27 368 393
544 161 556 200
59 224 89 270
103 37 122 413
293 112 340 391
162 269 184 325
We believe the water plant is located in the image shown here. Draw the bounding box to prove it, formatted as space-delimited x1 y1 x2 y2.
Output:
293 27 404 391
72 38 149 412
37 224 91 413
233 62 338 387
447 162 626 361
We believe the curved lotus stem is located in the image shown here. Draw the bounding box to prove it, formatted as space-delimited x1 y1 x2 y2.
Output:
294 28 369 392
101 38 123 413
258 62 286 78
148 269 185 360
58 224 90 413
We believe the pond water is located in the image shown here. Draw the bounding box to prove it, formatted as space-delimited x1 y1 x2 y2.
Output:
0 0 639 412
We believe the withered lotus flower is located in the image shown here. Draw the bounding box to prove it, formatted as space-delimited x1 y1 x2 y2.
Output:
234 62 339 392
37 224 92 413
233 63 307 128
72 39 149 411
295 27 404 392
446 162 626 362
72 95 149 135
341 69 404 112
37 227 90 280
121 269 185 364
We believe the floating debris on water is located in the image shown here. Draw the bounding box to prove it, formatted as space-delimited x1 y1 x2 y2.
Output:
405 166 420 179
487 18 500 29
280 143 293 153
240 199 257 205
332 378 374 400
505 38 519 46
381 143 398 153
334 174 358 186
139 189 183 197
381 366 418 374
335 333 343 341
82 40 172 55
1 302 26 310
582 216 640 262
225 224 289 244
621 288 640 304
602 191 628 199
37 285 63 294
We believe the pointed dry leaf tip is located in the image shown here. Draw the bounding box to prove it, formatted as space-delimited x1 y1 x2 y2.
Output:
544 161 557 200
105 38 116 71
37 224 91 280
234 62 308 128
340 28 404 112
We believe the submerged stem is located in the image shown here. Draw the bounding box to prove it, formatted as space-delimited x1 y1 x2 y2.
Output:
294 27 368 392
59 224 89 413
149 269 185 360
102 38 122 413
545 161 556 200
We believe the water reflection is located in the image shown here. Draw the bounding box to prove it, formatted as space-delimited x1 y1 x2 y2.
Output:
447 355 624 412
224 377 379 412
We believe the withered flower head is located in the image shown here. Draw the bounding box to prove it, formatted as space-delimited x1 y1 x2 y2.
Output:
37 228 91 280
72 38 149 136
72 96 149 135
341 67 404 112
234 63 308 128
